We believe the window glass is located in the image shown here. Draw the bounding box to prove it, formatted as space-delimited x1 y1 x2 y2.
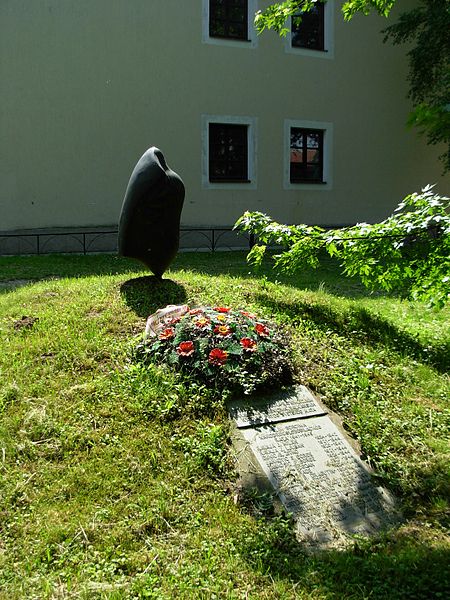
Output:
210 0 248 40
290 127 324 183
209 123 249 182
292 3 325 51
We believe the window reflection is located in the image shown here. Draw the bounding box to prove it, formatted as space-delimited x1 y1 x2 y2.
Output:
290 127 324 183
291 3 325 51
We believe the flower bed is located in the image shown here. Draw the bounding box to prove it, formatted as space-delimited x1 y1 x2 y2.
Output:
136 306 294 395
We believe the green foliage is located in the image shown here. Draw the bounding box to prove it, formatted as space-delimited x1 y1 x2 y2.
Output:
383 0 450 172
0 382 20 414
235 186 450 307
173 421 229 477
341 0 395 19
135 305 294 396
255 0 314 35
112 361 224 420
255 1 396 36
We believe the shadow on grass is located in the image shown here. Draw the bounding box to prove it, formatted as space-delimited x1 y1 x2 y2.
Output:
171 251 389 299
120 276 187 318
0 251 389 299
255 293 450 373
0 254 146 282
239 518 449 599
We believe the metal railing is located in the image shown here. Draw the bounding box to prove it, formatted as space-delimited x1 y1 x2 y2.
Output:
0 227 255 256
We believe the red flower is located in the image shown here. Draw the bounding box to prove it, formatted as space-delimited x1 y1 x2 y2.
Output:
240 337 257 352
176 341 195 357
255 323 270 337
189 308 203 316
214 325 232 337
159 327 175 340
195 317 210 329
208 348 228 365
214 307 231 313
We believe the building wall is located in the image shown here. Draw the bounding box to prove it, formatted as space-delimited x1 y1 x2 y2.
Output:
1 0 448 232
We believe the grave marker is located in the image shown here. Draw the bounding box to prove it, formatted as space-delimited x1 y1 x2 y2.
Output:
229 385 400 548
228 385 326 428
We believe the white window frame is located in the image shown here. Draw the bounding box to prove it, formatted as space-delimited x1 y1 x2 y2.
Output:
284 119 333 190
202 114 258 190
202 0 258 48
285 0 334 59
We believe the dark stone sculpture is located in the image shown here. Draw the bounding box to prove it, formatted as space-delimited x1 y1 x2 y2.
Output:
118 147 185 278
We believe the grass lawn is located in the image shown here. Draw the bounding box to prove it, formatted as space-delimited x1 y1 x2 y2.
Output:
0 251 449 599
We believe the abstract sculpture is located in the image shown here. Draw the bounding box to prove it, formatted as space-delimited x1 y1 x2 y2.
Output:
118 147 185 278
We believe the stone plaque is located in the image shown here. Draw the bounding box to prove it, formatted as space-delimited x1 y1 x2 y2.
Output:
239 417 399 547
228 385 326 428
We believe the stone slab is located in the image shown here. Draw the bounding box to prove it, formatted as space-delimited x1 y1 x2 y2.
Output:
238 416 400 548
228 385 326 428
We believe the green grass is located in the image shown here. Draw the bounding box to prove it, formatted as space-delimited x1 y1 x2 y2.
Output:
0 252 449 599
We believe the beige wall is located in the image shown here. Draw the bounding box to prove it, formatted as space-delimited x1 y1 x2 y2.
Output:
1 0 448 232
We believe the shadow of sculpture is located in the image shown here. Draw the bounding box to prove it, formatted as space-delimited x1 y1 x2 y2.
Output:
120 276 187 319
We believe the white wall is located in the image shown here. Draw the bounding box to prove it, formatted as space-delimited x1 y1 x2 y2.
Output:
1 0 448 231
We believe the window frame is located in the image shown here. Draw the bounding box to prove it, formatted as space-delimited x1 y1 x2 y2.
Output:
209 0 249 42
285 0 334 59
202 115 257 190
202 0 258 48
284 119 333 190
289 127 324 184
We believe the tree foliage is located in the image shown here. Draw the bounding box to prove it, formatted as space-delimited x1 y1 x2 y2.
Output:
235 186 450 307
255 0 450 172
254 0 395 34
383 0 450 172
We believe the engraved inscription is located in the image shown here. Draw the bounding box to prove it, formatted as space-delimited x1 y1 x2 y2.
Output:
240 417 399 544
229 385 326 428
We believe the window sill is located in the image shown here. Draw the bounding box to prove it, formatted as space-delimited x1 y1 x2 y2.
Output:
290 180 327 185
203 36 257 49
291 46 327 52
210 35 251 42
209 179 251 184
285 45 333 59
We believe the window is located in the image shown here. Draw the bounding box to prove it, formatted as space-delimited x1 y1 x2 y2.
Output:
284 119 332 190
292 2 325 51
209 123 248 182
202 115 257 189
209 0 248 41
285 1 334 58
290 128 324 183
202 1 257 47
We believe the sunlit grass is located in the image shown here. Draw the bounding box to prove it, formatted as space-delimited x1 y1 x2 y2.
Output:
0 253 448 599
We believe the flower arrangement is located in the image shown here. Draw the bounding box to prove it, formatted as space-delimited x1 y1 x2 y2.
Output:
136 306 293 395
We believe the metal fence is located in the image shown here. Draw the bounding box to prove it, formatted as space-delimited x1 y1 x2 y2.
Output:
0 227 255 256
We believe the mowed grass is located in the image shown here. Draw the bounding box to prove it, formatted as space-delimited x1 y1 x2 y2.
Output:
0 252 449 599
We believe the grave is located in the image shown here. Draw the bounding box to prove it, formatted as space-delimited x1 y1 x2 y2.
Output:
228 385 326 427
229 385 400 549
